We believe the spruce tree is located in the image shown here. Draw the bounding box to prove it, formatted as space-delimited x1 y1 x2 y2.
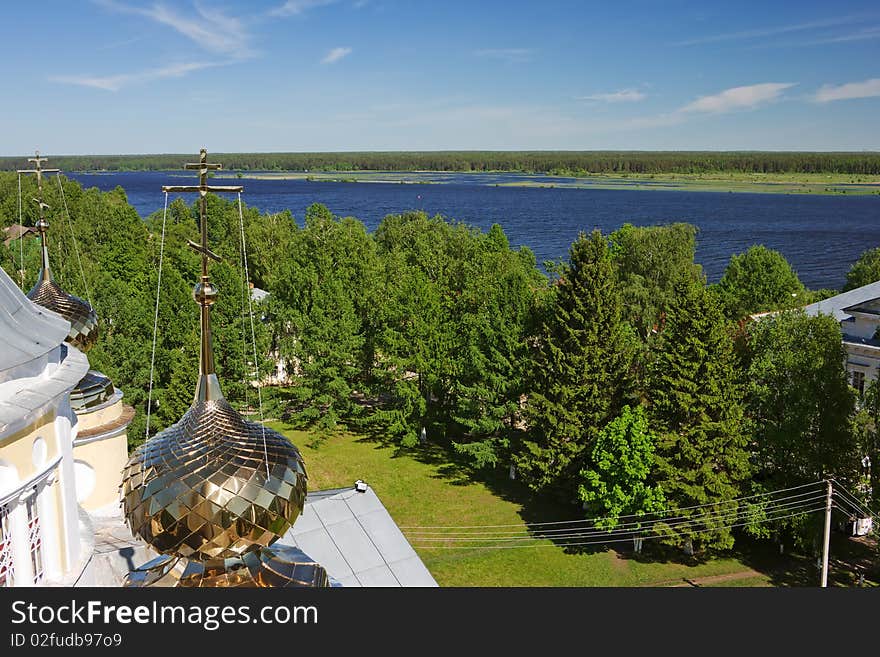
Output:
517 230 634 498
451 228 545 469
648 276 751 551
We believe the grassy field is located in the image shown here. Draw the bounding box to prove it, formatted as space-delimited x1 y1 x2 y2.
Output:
269 423 878 587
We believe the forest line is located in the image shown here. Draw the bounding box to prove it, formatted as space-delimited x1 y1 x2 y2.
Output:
2 150 880 175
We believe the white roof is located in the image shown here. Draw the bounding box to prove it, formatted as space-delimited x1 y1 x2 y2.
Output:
77 485 438 587
803 280 880 323
0 265 70 378
280 486 438 587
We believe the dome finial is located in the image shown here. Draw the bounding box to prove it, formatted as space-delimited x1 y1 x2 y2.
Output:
162 148 240 402
19 151 59 284
18 152 99 352
122 149 323 586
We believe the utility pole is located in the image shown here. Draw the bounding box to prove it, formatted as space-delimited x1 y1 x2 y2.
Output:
821 479 832 588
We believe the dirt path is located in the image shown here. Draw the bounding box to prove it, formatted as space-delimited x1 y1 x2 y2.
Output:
647 569 765 587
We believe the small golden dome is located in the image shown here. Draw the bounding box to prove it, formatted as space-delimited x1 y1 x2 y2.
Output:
69 369 115 411
27 278 99 352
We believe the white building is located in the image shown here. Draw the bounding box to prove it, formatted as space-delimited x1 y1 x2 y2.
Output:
0 265 435 587
0 264 134 587
803 280 880 395
0 266 89 586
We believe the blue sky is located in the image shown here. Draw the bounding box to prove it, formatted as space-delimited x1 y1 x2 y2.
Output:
1 0 878 154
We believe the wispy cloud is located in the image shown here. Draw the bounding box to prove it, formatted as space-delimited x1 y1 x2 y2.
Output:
95 35 146 51
95 0 253 59
50 62 213 92
578 89 646 103
474 48 535 63
322 46 352 64
605 82 796 132
673 15 866 46
799 25 880 45
815 78 880 103
744 24 880 49
679 82 796 113
271 0 337 16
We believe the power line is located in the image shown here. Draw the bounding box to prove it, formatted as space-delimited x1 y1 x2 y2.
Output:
833 497 864 518
833 495 876 523
398 481 825 530
17 173 24 290
408 497 826 545
237 192 271 480
144 194 169 441
405 489 824 535
404 490 827 538
56 174 92 306
410 506 829 550
829 480 880 522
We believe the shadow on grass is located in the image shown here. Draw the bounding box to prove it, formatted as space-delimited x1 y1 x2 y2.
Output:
342 418 636 557
276 400 880 582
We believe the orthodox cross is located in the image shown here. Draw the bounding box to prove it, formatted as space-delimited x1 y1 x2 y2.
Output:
161 149 243 402
17 151 60 285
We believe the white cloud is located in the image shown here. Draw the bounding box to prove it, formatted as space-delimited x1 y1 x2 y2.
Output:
474 48 534 63
578 89 646 103
679 82 796 113
322 47 352 64
271 0 337 16
673 15 865 46
814 78 880 102
95 0 253 59
51 62 213 92
810 26 880 44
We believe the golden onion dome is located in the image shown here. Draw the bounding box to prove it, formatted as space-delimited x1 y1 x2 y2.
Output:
124 544 329 587
26 211 99 353
27 278 99 352
121 396 308 561
121 148 323 587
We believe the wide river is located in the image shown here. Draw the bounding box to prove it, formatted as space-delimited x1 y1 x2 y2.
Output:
68 170 880 290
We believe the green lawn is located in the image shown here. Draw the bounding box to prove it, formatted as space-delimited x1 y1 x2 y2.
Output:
268 423 866 587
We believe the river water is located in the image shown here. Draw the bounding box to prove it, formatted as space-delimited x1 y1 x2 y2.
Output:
68 170 880 289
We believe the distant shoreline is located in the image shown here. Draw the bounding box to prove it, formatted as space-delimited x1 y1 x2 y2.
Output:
4 150 880 189
226 170 880 196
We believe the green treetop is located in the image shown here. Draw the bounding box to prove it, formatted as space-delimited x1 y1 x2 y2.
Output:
843 247 880 291
648 276 751 551
716 245 805 320
609 222 703 338
578 405 666 530
517 229 636 498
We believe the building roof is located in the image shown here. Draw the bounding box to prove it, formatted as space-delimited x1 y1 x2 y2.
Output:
0 278 89 439
78 485 438 587
802 280 880 323
251 286 269 303
279 486 438 587
0 264 71 379
3 224 37 246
